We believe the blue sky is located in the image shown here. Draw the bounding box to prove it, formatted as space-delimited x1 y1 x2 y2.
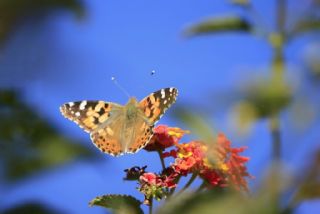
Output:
1 0 319 213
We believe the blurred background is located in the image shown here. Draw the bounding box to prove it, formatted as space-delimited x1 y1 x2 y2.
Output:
1 0 320 213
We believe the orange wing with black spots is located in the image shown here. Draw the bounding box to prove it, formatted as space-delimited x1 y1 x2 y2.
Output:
60 101 120 133
90 115 125 156
126 120 154 154
139 87 178 123
124 87 178 154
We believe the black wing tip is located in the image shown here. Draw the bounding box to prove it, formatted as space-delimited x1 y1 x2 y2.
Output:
162 87 178 94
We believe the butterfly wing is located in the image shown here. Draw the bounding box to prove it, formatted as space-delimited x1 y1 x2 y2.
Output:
139 87 178 124
124 87 178 154
60 100 125 156
90 113 126 156
60 101 121 133
125 118 154 154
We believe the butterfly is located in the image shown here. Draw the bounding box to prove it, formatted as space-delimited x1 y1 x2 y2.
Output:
60 87 178 156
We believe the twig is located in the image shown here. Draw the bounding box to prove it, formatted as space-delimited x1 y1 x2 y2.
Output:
149 197 153 214
157 150 166 171
177 173 198 195
195 180 207 193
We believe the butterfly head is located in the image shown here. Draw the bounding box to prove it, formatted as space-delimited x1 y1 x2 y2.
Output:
127 97 139 106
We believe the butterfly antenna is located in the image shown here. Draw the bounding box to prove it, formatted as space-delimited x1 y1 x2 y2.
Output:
111 77 130 98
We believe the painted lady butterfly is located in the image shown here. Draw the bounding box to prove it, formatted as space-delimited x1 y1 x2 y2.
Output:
60 87 178 156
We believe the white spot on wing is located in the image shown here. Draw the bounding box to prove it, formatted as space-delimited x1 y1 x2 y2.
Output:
169 88 173 92
75 112 80 117
161 89 165 98
68 102 74 107
79 101 87 110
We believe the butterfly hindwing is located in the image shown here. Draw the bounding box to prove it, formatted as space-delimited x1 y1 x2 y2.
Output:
139 87 178 123
90 114 125 156
126 119 154 154
60 101 118 133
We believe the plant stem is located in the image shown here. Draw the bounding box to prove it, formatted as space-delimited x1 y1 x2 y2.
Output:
270 0 286 162
270 115 281 161
149 197 153 214
195 181 207 193
167 175 181 197
157 150 166 171
269 0 287 210
276 0 286 36
177 173 198 195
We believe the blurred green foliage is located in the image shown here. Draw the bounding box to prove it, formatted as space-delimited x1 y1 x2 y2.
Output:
304 43 320 82
0 0 85 44
230 0 250 7
90 194 143 214
292 150 320 205
173 108 216 143
182 0 320 132
184 16 251 37
0 90 96 181
240 77 292 118
1 202 63 214
0 0 93 212
157 189 280 214
173 1 320 214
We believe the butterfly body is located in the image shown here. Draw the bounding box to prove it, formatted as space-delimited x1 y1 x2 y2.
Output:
124 97 142 121
60 88 178 156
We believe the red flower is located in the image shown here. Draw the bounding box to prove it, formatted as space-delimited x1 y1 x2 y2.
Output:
208 133 252 191
144 125 189 151
176 157 197 171
162 149 177 158
163 134 252 191
200 170 225 187
173 141 208 174
162 172 177 189
161 166 180 187
140 172 159 185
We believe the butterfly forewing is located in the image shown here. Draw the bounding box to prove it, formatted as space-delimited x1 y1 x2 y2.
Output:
60 101 119 133
139 87 178 124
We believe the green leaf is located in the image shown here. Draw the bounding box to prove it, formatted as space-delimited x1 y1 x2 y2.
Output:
241 78 292 118
230 0 251 7
1 202 62 214
184 16 251 37
0 0 85 44
172 107 216 143
292 150 320 204
0 90 97 181
89 194 143 214
157 184 281 214
291 19 320 36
